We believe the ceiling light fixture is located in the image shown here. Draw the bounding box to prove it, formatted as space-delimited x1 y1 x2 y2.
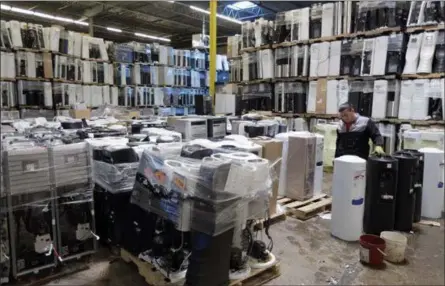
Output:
134 32 171 42
1 4 89 26
107 27 122 33
189 5 242 24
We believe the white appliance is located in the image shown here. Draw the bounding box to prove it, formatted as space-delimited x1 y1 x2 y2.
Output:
309 44 319 77
360 38 375 76
398 80 414 120
417 31 438 74
419 148 444 219
372 80 388 119
403 34 423 74
328 41 341 76
411 79 428 120
326 80 339 115
313 134 324 196
213 139 263 157
206 116 227 139
321 3 334 37
331 155 366 241
317 42 330 77
174 118 208 141
141 127 182 143
402 128 444 150
372 36 388 76
313 122 338 167
307 81 318 113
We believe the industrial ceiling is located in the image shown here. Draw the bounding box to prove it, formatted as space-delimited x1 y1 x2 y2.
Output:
0 1 313 48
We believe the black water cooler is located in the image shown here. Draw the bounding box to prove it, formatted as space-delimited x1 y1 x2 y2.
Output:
393 152 418 232
364 155 399 235
402 149 424 223
186 159 239 286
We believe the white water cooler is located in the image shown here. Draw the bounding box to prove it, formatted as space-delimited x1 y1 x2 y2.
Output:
331 155 366 241
419 148 444 219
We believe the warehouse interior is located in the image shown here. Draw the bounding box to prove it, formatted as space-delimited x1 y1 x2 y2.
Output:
0 1 444 285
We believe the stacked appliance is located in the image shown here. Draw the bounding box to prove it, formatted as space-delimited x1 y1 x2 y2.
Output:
87 138 139 247
50 142 97 261
2 145 57 278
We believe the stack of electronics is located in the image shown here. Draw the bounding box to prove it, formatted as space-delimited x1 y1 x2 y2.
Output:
354 1 409 33
403 31 445 75
87 137 140 247
406 1 445 27
273 82 307 114
240 84 273 112
398 79 444 121
0 130 99 280
128 139 274 285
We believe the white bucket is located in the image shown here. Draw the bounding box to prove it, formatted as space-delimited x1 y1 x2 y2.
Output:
380 231 408 263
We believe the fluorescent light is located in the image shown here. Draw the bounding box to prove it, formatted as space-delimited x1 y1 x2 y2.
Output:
33 12 55 20
189 5 242 24
107 27 122 33
134 32 171 42
4 4 89 26
190 5 210 15
0 4 12 10
168 1 175 3
74 21 89 26
11 7 34 15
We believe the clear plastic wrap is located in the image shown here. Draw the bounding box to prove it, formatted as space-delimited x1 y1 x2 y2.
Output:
130 142 274 236
1 141 97 277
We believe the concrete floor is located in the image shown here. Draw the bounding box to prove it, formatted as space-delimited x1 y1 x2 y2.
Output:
44 173 445 286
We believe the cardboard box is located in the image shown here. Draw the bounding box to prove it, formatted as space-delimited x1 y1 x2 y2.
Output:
70 109 91 119
251 137 283 216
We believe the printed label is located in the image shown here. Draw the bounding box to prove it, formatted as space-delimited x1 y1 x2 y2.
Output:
359 245 370 263
172 173 186 192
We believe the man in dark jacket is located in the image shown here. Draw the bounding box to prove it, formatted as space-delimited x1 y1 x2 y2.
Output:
335 103 385 160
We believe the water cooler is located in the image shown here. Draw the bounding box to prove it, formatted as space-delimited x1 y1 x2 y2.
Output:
331 155 366 241
186 157 240 286
419 148 444 219
50 142 97 261
401 149 424 223
2 146 57 278
364 155 399 235
393 152 418 232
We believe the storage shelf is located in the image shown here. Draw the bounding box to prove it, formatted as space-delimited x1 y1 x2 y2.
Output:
401 73 445 79
406 24 445 34
240 44 272 53
308 75 398 81
0 77 16 82
270 112 445 126
15 76 50 82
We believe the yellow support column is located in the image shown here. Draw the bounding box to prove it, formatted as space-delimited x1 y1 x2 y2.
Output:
209 0 217 113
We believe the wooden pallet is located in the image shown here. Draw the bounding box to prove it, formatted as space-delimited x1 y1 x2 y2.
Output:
121 248 280 286
254 211 287 231
279 194 332 221
229 262 281 286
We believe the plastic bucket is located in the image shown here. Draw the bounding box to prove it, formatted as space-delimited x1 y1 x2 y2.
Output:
380 231 407 263
359 234 386 265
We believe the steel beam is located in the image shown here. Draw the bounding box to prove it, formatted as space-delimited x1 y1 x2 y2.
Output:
209 0 217 112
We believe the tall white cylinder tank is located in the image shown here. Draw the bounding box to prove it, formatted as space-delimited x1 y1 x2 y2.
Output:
419 148 444 219
331 155 366 241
